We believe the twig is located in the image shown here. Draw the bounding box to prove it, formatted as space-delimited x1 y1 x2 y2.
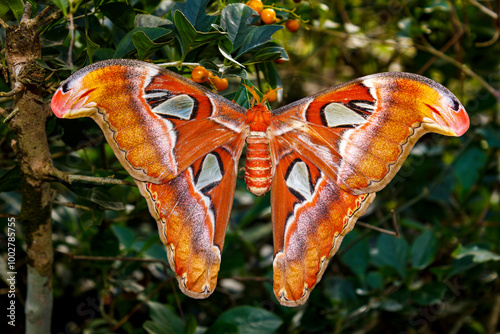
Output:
415 40 499 97
32 5 54 26
487 291 500 334
0 87 23 97
157 62 199 68
391 210 400 238
3 107 19 123
48 167 137 187
68 12 75 67
56 250 169 272
356 221 398 237
468 0 498 19
0 17 8 29
53 201 93 211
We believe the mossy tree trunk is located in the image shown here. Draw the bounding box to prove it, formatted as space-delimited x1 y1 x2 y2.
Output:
2 4 60 333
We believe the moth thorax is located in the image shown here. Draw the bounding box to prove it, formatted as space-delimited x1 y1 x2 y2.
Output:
245 131 272 197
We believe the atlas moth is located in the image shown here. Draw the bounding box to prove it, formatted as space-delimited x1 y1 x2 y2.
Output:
51 59 469 306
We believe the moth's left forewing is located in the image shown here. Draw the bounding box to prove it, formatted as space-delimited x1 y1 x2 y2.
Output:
137 139 245 298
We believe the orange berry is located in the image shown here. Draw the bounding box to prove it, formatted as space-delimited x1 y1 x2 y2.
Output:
260 8 276 24
285 19 300 33
265 88 278 102
246 0 263 14
209 75 229 91
191 66 209 83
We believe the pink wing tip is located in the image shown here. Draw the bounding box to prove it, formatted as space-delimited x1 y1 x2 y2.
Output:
51 89 67 118
451 106 470 136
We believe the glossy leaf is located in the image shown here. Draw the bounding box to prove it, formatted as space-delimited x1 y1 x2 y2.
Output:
135 14 173 28
171 0 216 32
115 27 173 58
372 234 409 278
144 302 184 334
132 31 172 60
340 232 370 279
221 4 260 49
212 306 282 334
100 2 136 31
174 11 223 60
411 229 439 269
112 225 135 250
235 25 283 58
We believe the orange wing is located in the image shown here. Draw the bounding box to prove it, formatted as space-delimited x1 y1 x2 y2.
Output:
137 141 244 298
51 59 248 299
268 72 469 305
269 150 375 306
51 59 248 184
270 72 469 195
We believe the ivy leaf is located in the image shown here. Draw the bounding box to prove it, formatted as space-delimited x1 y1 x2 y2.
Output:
171 0 216 32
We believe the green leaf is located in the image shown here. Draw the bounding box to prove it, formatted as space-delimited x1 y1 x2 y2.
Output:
366 271 384 290
411 229 439 269
80 209 104 230
325 277 357 306
135 14 173 28
114 27 173 58
183 314 197 334
205 322 238 334
340 232 370 279
0 166 21 192
86 35 100 63
221 4 261 49
213 306 282 334
371 234 409 278
90 188 125 211
235 25 283 59
132 31 172 60
100 2 136 31
453 147 486 192
111 225 135 250
171 0 216 32
145 302 184 334
174 11 223 61
452 244 500 263
219 35 245 67
411 282 447 306
242 43 285 65
1 0 24 19
90 226 120 256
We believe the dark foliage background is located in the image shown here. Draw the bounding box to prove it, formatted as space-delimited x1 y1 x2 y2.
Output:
1 0 499 333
